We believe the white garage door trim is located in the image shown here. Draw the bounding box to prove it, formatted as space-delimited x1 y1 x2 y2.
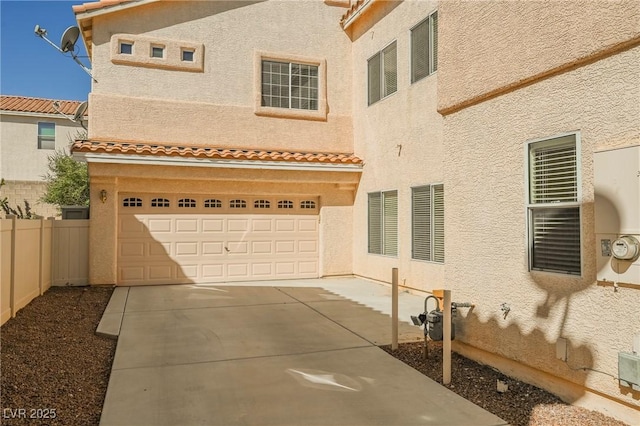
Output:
117 194 319 285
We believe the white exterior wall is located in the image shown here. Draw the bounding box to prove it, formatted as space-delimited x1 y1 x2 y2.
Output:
1 113 83 217
443 45 640 416
350 0 444 290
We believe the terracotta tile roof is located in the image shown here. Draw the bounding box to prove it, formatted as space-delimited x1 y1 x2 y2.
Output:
340 0 369 26
0 95 86 116
72 0 135 14
72 140 363 165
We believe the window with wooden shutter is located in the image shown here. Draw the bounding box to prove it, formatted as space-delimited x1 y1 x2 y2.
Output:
527 134 581 275
411 11 438 83
368 41 397 105
412 184 444 263
368 191 398 256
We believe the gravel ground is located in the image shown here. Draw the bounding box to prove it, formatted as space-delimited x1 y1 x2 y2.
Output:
1 287 115 425
1 287 630 426
381 341 629 426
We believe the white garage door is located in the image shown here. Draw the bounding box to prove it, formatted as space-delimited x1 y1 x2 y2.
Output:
117 194 319 285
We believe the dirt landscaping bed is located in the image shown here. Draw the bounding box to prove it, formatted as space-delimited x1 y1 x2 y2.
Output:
1 286 630 426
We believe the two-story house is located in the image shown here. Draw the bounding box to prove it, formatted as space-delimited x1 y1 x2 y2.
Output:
70 0 639 423
0 95 86 218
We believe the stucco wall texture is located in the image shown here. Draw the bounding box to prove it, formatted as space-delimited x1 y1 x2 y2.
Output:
443 45 640 415
87 0 353 153
350 0 445 290
437 0 640 113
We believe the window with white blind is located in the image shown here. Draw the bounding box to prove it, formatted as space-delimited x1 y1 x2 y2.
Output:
527 133 581 275
368 41 397 105
368 191 398 256
411 11 438 83
412 184 444 262
37 122 55 149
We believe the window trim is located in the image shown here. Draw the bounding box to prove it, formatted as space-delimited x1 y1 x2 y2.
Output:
410 10 438 84
368 40 398 106
525 131 582 276
254 51 327 121
411 184 444 263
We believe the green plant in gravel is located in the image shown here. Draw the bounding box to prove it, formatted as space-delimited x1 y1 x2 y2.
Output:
0 178 39 219
41 150 90 208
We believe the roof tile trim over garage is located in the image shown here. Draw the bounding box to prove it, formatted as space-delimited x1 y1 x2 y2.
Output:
0 95 85 116
72 0 135 13
72 140 363 165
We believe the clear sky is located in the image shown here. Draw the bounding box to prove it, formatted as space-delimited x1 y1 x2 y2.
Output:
1 0 91 101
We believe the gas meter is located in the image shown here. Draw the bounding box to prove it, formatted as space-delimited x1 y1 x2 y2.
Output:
611 236 640 261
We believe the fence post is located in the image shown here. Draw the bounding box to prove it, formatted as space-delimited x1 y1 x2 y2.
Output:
391 267 399 351
39 217 45 295
9 215 17 318
443 289 452 385
48 217 55 289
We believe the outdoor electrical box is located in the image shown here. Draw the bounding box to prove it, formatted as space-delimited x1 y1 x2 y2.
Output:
61 206 89 220
594 145 640 286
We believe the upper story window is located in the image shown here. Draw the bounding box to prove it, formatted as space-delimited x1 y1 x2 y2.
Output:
527 133 581 275
368 190 398 256
182 49 195 62
261 60 319 111
368 41 397 105
151 45 164 59
37 122 55 150
411 11 438 83
119 42 133 55
254 52 327 121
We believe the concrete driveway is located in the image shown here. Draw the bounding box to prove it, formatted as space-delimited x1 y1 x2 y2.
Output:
98 277 506 425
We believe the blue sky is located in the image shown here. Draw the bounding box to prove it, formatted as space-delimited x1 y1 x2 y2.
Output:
1 0 91 101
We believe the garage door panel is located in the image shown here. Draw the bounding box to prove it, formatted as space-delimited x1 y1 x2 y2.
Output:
202 219 224 233
228 219 249 232
252 219 273 232
148 219 172 233
203 242 224 255
176 219 199 233
118 212 318 285
251 263 273 276
175 242 199 256
275 241 295 254
252 241 273 254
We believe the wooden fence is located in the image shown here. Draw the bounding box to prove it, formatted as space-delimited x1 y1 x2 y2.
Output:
1 217 89 325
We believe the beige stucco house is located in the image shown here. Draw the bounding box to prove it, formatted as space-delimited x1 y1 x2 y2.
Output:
0 96 86 218
71 0 639 422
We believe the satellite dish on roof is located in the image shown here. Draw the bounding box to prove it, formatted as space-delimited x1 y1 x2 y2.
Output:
73 101 88 122
52 100 88 130
34 24 96 82
60 26 80 53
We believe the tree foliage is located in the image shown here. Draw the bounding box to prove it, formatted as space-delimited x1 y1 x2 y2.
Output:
41 151 90 207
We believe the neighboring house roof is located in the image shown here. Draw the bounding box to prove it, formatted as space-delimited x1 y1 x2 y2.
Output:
0 95 85 116
72 140 363 166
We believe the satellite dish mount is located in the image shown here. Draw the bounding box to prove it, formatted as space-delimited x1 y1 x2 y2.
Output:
34 25 96 82
52 101 88 130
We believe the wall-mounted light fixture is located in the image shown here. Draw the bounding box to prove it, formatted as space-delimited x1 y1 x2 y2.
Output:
100 189 107 203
